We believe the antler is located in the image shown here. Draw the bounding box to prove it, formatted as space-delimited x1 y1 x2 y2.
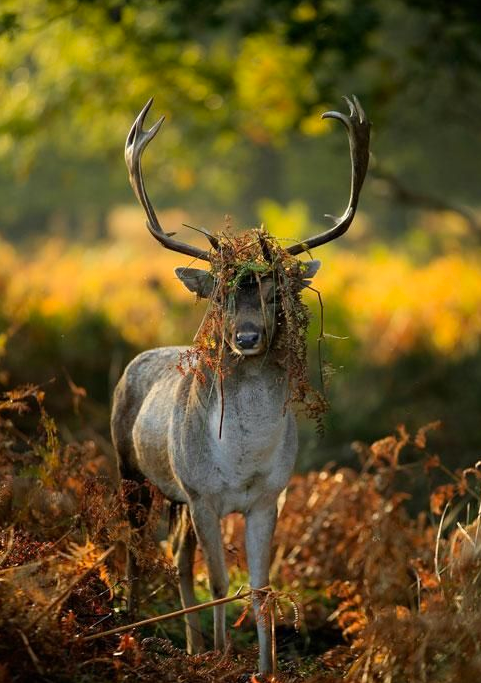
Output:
287 95 371 256
125 98 214 262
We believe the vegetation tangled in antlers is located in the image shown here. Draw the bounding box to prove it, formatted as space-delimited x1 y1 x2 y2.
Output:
177 227 329 431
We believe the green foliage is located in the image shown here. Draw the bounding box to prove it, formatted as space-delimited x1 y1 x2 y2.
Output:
1 0 481 240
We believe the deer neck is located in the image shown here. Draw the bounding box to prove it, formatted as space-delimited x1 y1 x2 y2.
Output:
200 350 287 391
192 352 290 445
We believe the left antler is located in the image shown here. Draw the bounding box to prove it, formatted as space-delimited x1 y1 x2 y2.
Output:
287 96 371 255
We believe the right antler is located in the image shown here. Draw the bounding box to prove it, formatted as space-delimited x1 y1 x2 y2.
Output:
125 98 214 262
287 96 370 255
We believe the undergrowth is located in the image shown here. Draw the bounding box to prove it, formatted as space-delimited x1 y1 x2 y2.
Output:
1 381 481 682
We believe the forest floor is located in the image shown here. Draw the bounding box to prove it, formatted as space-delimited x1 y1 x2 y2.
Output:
1 383 481 683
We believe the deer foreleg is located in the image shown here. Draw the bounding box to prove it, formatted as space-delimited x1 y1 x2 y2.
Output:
245 503 278 675
189 501 229 652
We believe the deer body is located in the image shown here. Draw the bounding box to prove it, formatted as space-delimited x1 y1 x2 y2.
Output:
114 347 297 512
112 346 297 671
113 95 370 674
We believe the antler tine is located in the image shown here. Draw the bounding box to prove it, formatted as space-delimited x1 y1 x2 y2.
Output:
125 98 212 262
286 95 371 256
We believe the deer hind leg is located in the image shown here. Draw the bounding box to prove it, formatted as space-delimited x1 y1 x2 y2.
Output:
172 506 205 654
122 479 154 617
189 500 229 652
245 502 278 675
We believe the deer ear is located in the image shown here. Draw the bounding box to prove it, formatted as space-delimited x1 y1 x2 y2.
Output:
300 259 321 288
175 268 215 298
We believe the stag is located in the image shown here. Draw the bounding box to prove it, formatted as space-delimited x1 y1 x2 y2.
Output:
111 96 370 674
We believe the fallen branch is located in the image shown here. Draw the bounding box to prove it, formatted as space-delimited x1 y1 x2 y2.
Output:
78 585 272 642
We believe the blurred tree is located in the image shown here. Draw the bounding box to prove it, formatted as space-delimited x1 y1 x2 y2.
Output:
0 0 480 241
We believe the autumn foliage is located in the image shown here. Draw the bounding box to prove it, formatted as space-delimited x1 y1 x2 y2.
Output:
1 236 481 359
1 376 481 683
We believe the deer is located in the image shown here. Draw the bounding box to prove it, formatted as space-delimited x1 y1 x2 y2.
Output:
111 95 370 674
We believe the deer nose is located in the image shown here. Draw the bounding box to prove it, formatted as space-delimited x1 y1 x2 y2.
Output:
236 331 260 349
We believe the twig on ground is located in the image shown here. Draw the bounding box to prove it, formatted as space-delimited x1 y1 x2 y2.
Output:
79 585 274 642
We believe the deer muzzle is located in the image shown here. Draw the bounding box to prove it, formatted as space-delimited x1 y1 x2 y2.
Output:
233 327 264 355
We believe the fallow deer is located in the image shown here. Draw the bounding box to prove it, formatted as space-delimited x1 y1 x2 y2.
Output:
111 96 370 674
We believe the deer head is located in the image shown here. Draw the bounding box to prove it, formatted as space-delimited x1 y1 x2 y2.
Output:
174 260 320 356
125 97 370 356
